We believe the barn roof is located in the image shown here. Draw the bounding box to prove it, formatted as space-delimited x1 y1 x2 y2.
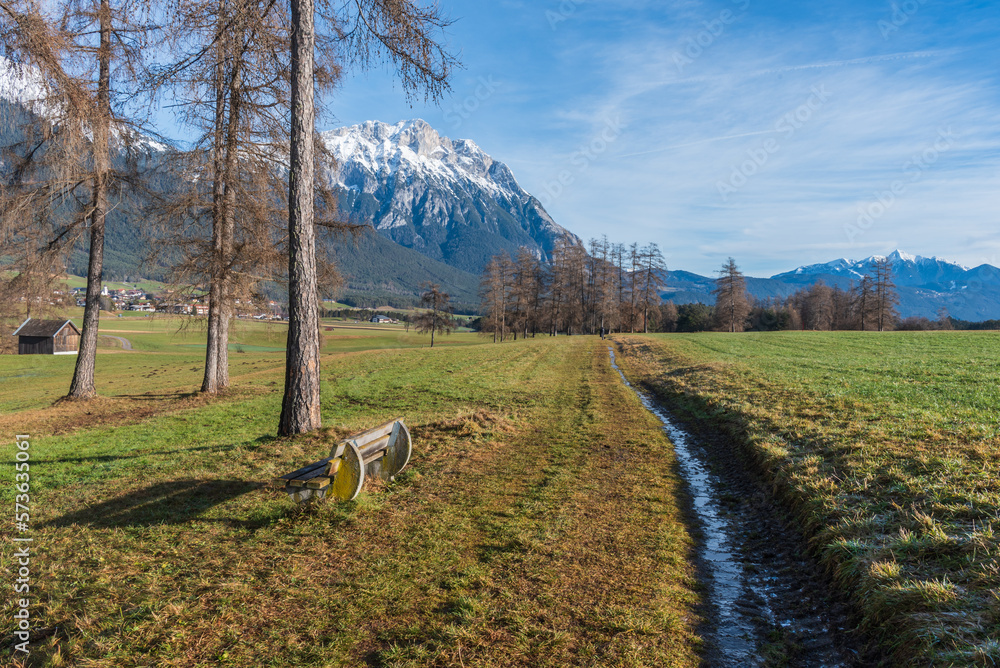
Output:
12 318 80 338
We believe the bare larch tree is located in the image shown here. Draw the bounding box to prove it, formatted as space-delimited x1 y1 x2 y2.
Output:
0 0 153 398
511 247 540 339
479 253 512 342
852 275 876 331
872 257 899 332
636 243 666 333
415 282 454 347
153 0 303 394
713 257 750 333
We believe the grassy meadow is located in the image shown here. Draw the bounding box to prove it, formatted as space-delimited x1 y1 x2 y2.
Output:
1 324 704 667
59 275 170 294
613 331 1000 666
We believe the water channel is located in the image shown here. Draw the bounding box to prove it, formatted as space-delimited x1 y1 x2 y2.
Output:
608 345 870 666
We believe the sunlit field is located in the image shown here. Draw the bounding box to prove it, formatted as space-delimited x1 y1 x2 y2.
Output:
1 328 703 667
0 314 484 436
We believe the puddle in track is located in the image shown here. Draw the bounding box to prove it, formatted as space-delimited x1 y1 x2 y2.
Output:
608 346 869 667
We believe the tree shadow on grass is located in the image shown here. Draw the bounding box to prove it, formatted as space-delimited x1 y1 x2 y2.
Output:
44 479 277 530
114 392 201 400
50 391 201 407
33 434 279 465
32 444 228 465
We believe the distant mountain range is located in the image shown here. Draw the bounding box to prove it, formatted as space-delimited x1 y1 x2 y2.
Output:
663 250 1000 321
3 60 999 320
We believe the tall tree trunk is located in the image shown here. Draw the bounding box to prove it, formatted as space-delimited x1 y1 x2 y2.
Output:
202 18 227 394
201 252 223 392
68 0 111 400
279 0 321 435
217 52 243 390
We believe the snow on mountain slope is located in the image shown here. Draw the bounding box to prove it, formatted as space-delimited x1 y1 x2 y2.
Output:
319 119 580 274
773 250 971 287
1 56 170 154
0 58 59 119
664 251 1000 320
323 119 519 201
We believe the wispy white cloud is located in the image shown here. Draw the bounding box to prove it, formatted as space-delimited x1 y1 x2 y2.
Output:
614 130 779 158
502 1 1000 275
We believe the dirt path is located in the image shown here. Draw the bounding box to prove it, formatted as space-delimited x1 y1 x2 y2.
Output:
609 345 876 666
345 339 706 665
103 335 133 350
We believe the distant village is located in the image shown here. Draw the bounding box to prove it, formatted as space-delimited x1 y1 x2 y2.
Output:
73 285 288 320
71 286 403 325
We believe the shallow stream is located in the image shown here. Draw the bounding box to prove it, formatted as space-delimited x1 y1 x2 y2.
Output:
608 346 869 666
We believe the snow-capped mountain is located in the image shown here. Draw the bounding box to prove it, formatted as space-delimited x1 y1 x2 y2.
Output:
1 57 169 156
5 61 574 276
773 250 978 288
0 59 47 110
660 251 1000 321
320 119 580 274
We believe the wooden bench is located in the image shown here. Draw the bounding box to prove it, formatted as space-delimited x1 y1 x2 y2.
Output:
274 418 412 503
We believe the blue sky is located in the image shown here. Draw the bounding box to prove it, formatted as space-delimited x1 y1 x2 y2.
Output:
323 1 1000 276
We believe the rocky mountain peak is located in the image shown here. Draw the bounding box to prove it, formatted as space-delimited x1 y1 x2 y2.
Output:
319 119 579 274
320 119 517 200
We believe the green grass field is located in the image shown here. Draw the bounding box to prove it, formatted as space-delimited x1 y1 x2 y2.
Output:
59 274 170 293
1 330 703 667
613 331 1000 666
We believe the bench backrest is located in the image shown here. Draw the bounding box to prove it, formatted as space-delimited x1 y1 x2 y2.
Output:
330 418 411 482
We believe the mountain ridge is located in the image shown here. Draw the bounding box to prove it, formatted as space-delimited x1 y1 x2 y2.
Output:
663 250 1000 320
321 118 581 274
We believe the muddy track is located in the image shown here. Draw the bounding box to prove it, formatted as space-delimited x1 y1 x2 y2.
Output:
608 346 880 667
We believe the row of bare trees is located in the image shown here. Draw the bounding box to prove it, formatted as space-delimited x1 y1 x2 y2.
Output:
714 257 903 333
479 237 667 341
0 0 455 435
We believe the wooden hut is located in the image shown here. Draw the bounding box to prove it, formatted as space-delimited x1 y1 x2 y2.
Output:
12 318 81 355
